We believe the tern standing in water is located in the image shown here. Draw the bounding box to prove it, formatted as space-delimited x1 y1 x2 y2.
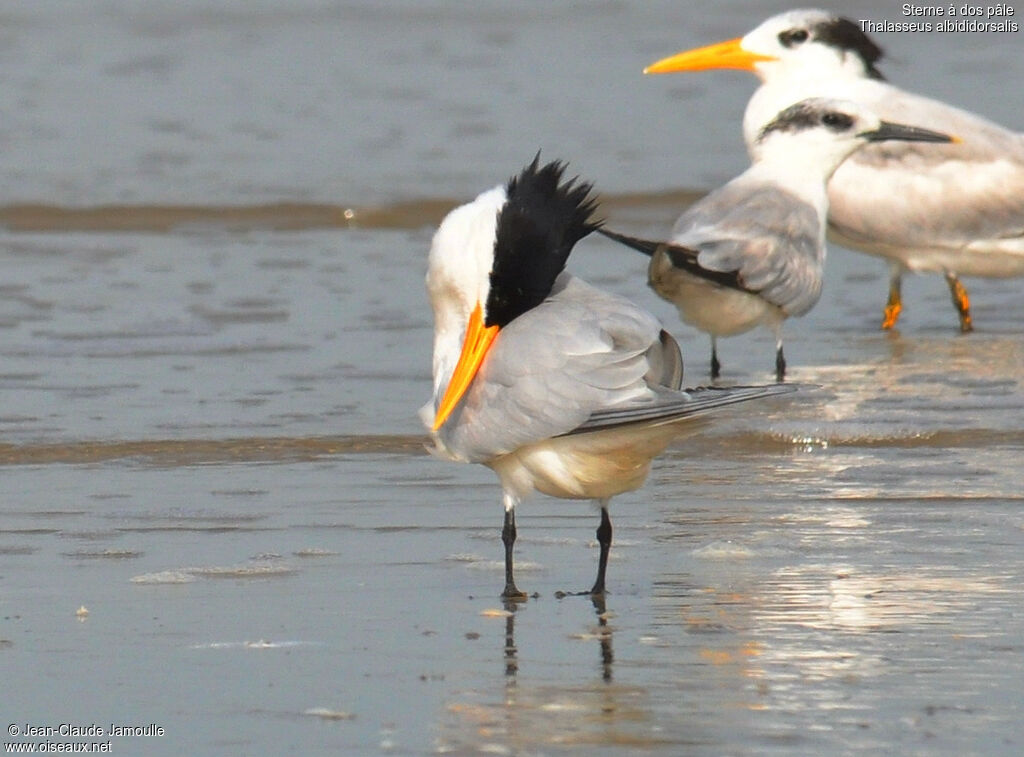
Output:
644 8 1024 332
602 98 952 380
422 157 791 598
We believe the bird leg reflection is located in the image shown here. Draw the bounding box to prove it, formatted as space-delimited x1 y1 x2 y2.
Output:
590 594 614 683
710 337 721 379
502 599 519 678
501 505 527 601
945 271 973 333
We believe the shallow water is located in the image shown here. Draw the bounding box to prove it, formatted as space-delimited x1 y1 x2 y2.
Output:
2 2 1024 756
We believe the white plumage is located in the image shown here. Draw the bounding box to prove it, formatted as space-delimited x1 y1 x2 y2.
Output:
602 98 951 379
645 8 1024 331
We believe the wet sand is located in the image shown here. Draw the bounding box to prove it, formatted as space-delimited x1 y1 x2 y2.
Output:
2 1 1024 755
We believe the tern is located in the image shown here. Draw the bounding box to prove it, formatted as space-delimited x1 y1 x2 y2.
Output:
644 8 1024 332
601 98 952 380
421 156 791 598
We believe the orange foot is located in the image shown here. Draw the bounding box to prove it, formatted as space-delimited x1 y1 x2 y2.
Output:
881 301 902 330
946 274 973 333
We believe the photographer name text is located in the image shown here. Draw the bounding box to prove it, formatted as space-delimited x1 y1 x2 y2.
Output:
9 724 163 738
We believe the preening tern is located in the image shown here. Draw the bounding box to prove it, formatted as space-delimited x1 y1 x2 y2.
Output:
422 157 792 597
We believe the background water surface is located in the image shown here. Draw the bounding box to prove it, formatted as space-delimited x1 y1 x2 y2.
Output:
2 2 1023 755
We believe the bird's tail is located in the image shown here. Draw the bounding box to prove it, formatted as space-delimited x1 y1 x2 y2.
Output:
597 226 661 257
570 383 797 434
598 226 750 293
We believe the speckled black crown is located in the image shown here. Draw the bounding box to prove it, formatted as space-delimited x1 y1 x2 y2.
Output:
815 16 885 80
757 99 854 142
485 155 601 328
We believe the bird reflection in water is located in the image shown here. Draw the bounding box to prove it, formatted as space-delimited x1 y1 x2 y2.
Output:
437 597 667 753
502 597 518 679
592 595 614 684
501 595 614 683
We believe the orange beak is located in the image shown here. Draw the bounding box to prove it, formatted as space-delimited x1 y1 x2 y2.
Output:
432 302 500 431
644 37 776 74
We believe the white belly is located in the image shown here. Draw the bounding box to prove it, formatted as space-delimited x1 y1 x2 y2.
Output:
488 416 711 502
829 225 1024 277
649 260 782 337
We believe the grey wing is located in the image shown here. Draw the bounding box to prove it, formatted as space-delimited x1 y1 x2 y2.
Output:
438 276 671 461
828 82 1024 249
672 183 824 316
571 383 795 434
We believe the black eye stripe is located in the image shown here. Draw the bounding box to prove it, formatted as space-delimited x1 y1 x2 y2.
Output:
821 112 854 131
778 28 809 47
757 101 858 141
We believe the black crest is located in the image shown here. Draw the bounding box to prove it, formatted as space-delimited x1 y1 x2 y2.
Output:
486 155 601 328
813 16 886 80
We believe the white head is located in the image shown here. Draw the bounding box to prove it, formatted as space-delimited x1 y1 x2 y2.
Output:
751 97 952 180
645 8 884 84
738 9 884 82
426 184 505 400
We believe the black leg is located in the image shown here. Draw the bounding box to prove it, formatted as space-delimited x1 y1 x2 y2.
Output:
501 508 526 600
710 339 721 380
775 343 786 382
589 506 612 595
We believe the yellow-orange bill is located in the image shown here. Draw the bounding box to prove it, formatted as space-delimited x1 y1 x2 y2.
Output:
644 37 776 74
433 303 500 430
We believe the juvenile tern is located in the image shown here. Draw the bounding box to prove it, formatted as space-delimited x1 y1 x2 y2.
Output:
645 8 1024 332
421 156 792 598
601 98 951 379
